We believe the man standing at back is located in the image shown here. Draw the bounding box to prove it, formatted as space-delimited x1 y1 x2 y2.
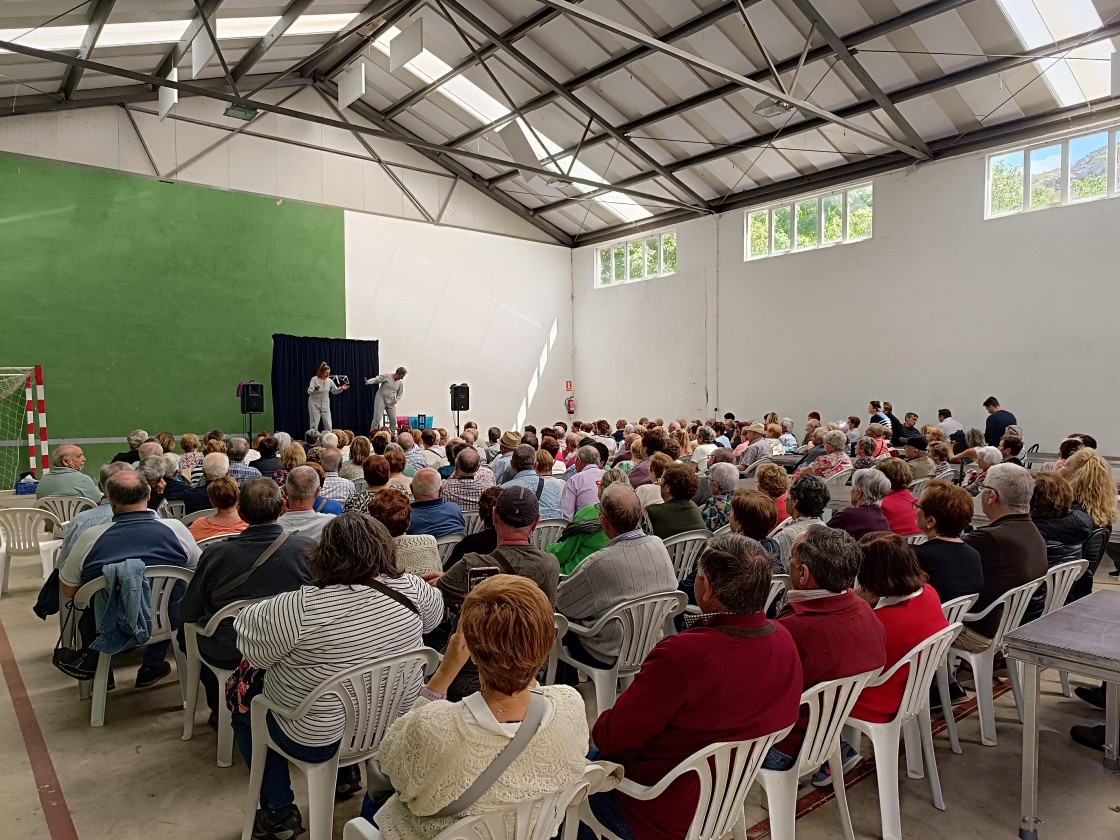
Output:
983 396 1017 446
584 534 803 840
181 478 313 721
59 470 200 687
766 526 886 774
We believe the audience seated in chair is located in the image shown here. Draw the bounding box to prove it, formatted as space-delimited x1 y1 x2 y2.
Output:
187 476 248 541
556 484 677 684
55 462 133 570
343 454 391 513
440 447 495 515
371 488 441 577
912 481 984 605
646 464 705 540
827 468 891 540
231 512 443 840
728 490 782 569
277 466 334 540
904 436 935 479
736 423 773 472
407 469 466 537
796 430 852 480
319 447 356 501
443 487 503 570
338 436 370 482
562 445 605 519
774 474 830 569
876 458 922 536
111 428 148 465
184 453 230 514
226 437 262 486
500 445 564 520
35 444 101 501
548 468 631 575
700 462 738 531
584 533 803 840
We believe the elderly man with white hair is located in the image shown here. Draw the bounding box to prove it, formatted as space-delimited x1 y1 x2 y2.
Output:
701 462 740 531
319 447 355 500
957 463 1047 653
798 430 853 480
690 426 719 473
35 444 101 501
226 437 262 486
827 468 891 538
184 452 229 514
408 467 465 537
562 445 605 519
398 431 428 475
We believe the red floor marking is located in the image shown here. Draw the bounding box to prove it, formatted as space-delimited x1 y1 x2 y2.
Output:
747 679 1015 839
0 613 79 840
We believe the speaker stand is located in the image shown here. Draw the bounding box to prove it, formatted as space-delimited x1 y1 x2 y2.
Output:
455 409 461 437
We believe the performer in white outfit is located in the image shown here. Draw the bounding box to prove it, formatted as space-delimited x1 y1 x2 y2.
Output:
365 366 407 433
307 361 348 431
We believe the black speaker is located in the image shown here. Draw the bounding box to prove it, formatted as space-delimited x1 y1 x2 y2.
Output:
450 383 470 411
241 382 264 414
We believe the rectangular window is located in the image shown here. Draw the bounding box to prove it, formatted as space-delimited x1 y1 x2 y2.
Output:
744 183 873 261
594 230 678 287
986 123 1120 219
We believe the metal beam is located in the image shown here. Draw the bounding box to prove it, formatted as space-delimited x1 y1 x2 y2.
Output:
486 0 973 187
120 104 159 176
788 0 931 158
60 0 117 100
155 0 224 79
534 8 1119 216
318 0 424 79
448 1 744 146
538 0 924 159
438 0 711 210
317 80 574 244
230 0 315 82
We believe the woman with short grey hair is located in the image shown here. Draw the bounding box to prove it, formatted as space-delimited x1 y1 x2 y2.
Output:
827 469 891 539
852 436 878 470
779 419 797 452
701 462 739 531
963 446 1003 495
798 429 852 480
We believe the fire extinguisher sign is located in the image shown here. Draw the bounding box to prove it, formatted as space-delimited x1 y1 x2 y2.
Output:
565 380 573 392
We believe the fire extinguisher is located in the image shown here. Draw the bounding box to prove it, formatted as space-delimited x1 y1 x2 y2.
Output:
565 396 575 415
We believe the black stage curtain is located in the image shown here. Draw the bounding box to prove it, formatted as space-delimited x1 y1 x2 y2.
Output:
272 334 379 435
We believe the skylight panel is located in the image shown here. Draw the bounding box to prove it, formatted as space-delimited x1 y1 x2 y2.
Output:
995 0 1115 107
0 25 89 51
370 26 651 221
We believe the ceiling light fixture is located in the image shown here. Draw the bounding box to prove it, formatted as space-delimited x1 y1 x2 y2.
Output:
754 98 795 119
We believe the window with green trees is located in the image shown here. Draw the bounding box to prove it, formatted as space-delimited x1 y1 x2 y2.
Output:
745 183 874 261
987 126 1120 219
596 230 678 287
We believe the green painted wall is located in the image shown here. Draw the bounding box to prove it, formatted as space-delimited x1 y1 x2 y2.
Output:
0 153 345 478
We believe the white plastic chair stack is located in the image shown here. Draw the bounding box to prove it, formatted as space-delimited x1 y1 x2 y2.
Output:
181 508 218 526
948 579 1043 746
0 507 64 591
73 565 194 727
846 624 963 840
549 591 686 716
183 598 266 767
342 765 599 840
241 648 441 840
531 518 568 550
579 735 787 840
1042 560 1089 697
36 495 97 536
935 594 978 754
757 669 881 840
662 530 711 584
434 533 465 566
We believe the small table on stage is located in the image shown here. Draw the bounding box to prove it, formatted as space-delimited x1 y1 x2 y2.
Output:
1004 590 1120 840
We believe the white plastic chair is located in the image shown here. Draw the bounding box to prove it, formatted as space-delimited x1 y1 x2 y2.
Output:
0 507 64 590
662 529 711 583
197 534 236 549
766 574 791 615
766 517 793 539
241 647 441 840
463 511 484 535
846 624 963 840
163 499 186 520
36 495 97 535
352 478 368 494
757 669 881 840
741 457 772 478
904 534 928 546
183 598 266 767
1042 560 1089 697
580 734 789 840
713 523 731 536
342 765 599 840
949 578 1043 746
181 508 218 526
909 478 931 498
434 533 465 566
72 564 194 727
548 591 686 716
936 594 978 754
823 468 853 488
531 518 568 549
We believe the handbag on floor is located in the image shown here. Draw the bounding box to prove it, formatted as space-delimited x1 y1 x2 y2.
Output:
52 599 99 681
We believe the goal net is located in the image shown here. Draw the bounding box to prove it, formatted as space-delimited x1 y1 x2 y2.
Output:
0 367 34 490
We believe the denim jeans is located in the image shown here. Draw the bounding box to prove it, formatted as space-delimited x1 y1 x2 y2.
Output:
761 747 797 771
231 708 340 812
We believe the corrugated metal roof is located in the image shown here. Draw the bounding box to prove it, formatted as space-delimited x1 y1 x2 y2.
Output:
0 0 1117 244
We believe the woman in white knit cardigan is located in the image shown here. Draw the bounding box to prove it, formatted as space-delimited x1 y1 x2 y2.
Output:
368 487 442 576
368 576 589 840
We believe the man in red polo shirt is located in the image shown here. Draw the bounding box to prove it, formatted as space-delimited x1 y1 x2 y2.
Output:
584 534 803 840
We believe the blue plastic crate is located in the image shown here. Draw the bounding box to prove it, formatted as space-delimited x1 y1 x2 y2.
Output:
14 480 38 495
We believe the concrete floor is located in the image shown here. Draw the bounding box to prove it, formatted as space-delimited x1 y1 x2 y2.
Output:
1 552 1119 840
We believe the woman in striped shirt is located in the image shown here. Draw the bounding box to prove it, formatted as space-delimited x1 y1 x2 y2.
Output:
232 512 444 840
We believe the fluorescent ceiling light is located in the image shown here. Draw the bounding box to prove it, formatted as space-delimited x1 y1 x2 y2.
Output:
995 0 1115 107
0 13 356 53
372 26 651 222
754 98 794 119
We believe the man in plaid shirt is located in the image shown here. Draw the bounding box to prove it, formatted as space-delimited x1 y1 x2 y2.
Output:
227 437 262 486
319 447 356 501
441 448 494 514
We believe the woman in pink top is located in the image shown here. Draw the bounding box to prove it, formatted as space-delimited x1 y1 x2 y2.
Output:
875 458 921 536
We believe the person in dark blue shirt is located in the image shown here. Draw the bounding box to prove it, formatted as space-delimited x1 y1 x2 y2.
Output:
983 396 1017 446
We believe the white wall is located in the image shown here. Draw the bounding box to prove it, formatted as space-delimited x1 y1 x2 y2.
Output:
346 211 573 433
574 151 1120 451
0 88 556 243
